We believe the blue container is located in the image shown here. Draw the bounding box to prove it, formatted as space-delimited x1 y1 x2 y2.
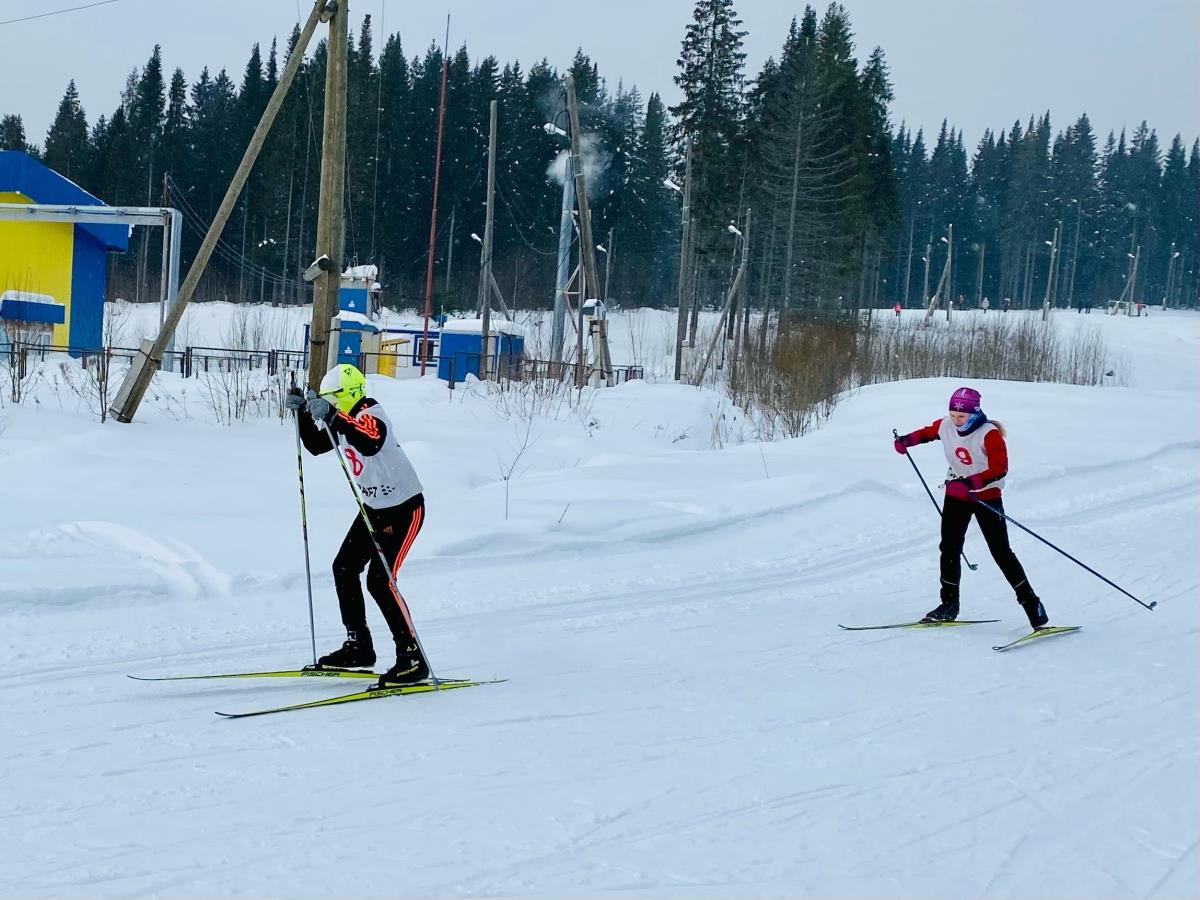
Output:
436 321 525 382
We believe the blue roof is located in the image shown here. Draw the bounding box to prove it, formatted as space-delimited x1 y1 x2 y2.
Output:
0 151 128 252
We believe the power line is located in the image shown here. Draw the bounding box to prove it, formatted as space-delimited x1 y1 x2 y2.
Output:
0 0 121 27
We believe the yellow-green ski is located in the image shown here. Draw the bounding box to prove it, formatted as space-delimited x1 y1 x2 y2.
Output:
838 619 1000 631
993 625 1081 652
129 667 378 682
215 678 506 719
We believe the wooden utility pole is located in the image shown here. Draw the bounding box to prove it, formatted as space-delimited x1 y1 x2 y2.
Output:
110 0 326 423
673 138 693 381
477 100 498 379
307 0 350 387
693 209 751 386
1040 225 1059 322
923 224 953 324
1066 202 1082 306
565 75 603 388
444 208 456 293
602 227 614 301
975 242 985 307
419 15 451 376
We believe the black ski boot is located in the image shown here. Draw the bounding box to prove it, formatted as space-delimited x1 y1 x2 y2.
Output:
922 600 960 622
376 642 430 687
317 632 376 669
1017 595 1046 628
923 580 960 622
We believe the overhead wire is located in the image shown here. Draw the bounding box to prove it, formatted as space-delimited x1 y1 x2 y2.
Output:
0 0 120 27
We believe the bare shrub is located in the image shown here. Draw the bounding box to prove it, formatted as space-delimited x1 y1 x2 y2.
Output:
724 311 1122 442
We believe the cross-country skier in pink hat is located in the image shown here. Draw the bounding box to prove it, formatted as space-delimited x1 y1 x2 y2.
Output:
894 387 1050 628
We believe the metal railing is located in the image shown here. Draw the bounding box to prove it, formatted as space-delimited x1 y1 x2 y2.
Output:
4 340 644 393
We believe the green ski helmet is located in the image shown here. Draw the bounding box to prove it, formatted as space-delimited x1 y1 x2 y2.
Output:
318 363 366 414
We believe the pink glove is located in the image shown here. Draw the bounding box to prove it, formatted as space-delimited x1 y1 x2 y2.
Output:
893 433 918 455
945 476 983 501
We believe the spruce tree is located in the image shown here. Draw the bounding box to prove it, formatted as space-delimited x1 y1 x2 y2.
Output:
622 93 677 304
671 0 748 280
0 114 28 152
43 80 91 182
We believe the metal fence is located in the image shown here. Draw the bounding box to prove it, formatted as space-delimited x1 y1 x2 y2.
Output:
3 341 644 391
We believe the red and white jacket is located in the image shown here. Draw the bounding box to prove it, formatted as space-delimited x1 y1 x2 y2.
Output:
909 416 1008 501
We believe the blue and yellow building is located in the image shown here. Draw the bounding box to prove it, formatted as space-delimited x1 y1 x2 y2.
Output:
0 151 128 350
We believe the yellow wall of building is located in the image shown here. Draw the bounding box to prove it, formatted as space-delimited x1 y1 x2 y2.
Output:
0 191 74 345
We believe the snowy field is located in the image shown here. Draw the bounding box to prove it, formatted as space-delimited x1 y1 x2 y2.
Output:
0 305 1197 899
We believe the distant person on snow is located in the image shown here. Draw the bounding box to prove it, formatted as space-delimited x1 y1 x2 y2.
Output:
893 387 1049 629
285 364 429 685
981 297 990 313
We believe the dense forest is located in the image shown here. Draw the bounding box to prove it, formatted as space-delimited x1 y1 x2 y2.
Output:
2 0 1197 315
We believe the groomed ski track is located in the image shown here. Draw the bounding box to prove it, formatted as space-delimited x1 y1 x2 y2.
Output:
0 309 1196 899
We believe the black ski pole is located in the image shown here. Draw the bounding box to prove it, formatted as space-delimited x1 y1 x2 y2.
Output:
892 428 978 571
291 387 318 666
973 498 1156 611
318 418 442 687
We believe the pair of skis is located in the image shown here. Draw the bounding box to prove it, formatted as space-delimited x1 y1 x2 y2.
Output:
129 667 505 718
837 619 1081 652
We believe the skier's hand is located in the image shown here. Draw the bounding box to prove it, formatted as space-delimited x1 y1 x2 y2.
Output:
944 478 973 501
893 432 917 454
306 395 335 424
284 388 304 412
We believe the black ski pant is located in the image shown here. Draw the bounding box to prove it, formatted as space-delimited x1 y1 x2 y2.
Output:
332 493 425 646
940 495 1035 604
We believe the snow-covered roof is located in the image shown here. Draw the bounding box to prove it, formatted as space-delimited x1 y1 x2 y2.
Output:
440 317 525 337
335 310 379 329
0 290 61 306
342 264 379 280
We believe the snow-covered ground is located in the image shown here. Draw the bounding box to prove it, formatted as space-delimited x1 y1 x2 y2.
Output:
0 305 1196 899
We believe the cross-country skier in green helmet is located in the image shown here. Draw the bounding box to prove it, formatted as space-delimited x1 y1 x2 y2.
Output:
285 364 429 685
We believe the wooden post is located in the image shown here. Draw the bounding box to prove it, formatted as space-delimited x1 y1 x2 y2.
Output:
307 0 350 386
110 0 326 423
673 138 693 381
477 100 498 379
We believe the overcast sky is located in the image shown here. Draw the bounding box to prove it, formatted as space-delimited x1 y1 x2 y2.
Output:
3 0 1197 154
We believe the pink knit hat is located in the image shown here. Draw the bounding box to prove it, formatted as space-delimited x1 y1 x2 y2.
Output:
949 387 982 413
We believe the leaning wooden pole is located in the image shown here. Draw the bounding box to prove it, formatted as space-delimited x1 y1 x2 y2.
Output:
110 0 326 423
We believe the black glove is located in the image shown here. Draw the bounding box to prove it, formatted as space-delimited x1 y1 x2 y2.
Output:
284 387 304 412
306 394 334 424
